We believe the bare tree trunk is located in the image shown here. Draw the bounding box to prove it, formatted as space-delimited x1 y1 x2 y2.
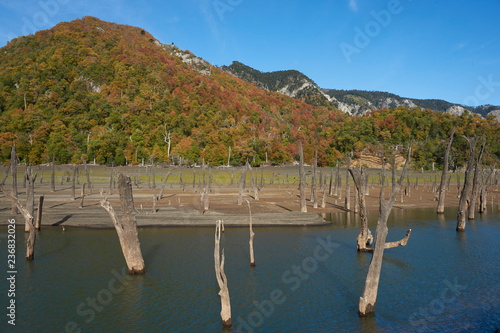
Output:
359 146 412 316
457 136 478 231
158 171 172 200
479 164 496 214
51 155 56 192
246 200 255 266
108 168 114 195
25 166 36 232
152 188 157 214
299 142 307 213
437 129 456 214
36 195 44 230
329 167 334 195
11 143 18 214
468 136 486 220
203 161 209 211
345 155 351 211
1 159 11 185
100 173 145 274
81 157 92 194
349 167 371 251
312 149 318 208
214 220 232 327
79 183 86 209
1 185 35 260
72 165 77 200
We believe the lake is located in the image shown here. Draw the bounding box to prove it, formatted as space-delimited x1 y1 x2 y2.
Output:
1 206 499 332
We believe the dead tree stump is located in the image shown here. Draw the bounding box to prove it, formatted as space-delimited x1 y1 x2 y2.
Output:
36 195 44 230
214 220 232 327
246 200 256 266
468 136 486 220
100 173 145 274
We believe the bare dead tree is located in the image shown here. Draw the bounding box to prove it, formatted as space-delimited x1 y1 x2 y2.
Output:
311 149 318 208
214 220 232 327
329 167 334 196
72 165 77 200
51 155 55 192
1 159 11 185
299 141 307 213
36 195 44 230
108 168 114 195
457 136 479 231
157 171 172 200
25 166 37 232
359 145 412 316
81 157 92 194
203 160 209 211
237 164 246 206
437 127 457 214
345 155 351 211
468 136 486 220
100 173 145 274
348 166 372 251
79 183 86 209
479 163 496 214
10 143 18 214
1 185 35 260
246 200 256 266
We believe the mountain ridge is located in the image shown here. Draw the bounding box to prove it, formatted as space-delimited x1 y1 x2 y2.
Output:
222 61 500 119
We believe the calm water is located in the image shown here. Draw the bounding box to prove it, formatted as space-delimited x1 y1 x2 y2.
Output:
1 207 499 333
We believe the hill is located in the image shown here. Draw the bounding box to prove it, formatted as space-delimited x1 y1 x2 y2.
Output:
0 17 498 169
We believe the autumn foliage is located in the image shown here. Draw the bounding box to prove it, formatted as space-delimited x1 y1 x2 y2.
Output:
0 17 498 168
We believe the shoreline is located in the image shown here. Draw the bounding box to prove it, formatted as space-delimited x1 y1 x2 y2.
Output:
1 166 499 229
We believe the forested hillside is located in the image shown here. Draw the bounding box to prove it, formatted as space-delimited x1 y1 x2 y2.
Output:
0 17 498 169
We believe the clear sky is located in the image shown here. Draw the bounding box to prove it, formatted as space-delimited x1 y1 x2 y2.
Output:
1 0 499 107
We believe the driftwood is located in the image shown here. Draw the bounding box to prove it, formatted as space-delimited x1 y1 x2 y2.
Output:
299 141 307 213
1 185 35 260
457 136 478 231
468 136 486 220
358 146 412 316
214 220 232 327
100 173 145 274
246 200 255 266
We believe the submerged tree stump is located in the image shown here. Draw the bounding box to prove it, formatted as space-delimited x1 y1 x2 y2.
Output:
468 136 486 220
100 173 145 274
214 220 232 327
246 200 255 266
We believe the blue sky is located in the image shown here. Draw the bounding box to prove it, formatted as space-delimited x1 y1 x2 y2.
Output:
1 0 499 107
